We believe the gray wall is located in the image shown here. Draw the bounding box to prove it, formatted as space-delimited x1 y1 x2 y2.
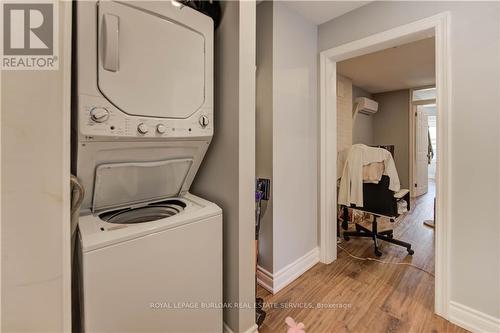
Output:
319 1 500 319
191 1 256 331
352 85 374 145
273 1 318 272
372 90 410 189
256 0 274 273
1 3 71 331
255 2 318 278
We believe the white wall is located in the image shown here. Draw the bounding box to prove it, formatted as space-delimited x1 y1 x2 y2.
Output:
352 85 374 145
319 1 500 319
1 3 72 331
191 1 256 332
336 75 353 152
273 2 318 272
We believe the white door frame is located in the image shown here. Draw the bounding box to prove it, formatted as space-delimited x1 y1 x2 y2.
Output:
409 89 436 198
319 12 451 319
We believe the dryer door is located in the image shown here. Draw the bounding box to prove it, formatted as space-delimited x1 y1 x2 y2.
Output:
97 1 206 119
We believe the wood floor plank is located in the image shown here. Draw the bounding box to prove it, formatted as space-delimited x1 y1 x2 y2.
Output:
257 181 468 333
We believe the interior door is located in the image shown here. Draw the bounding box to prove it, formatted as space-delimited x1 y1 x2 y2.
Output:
415 105 429 196
97 1 206 119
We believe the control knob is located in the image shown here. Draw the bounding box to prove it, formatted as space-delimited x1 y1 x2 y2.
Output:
90 107 109 123
199 115 209 127
156 124 167 134
137 123 149 134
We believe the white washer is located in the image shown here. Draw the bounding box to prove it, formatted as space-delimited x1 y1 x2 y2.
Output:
73 2 221 332
78 193 222 333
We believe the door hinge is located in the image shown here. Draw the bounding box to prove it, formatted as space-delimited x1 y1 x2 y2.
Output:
414 183 418 188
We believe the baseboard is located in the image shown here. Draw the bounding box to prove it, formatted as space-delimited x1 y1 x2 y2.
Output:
256 266 274 293
223 322 259 333
257 247 320 294
449 301 500 333
274 247 319 293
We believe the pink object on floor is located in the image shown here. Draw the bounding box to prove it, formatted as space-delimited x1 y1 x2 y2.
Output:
285 317 306 333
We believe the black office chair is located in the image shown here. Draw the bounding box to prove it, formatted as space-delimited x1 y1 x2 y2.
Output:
340 175 414 257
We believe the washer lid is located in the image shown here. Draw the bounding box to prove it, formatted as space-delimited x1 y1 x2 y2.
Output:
92 158 193 213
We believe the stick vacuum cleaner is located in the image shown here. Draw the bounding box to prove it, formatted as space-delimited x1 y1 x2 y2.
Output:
255 178 270 327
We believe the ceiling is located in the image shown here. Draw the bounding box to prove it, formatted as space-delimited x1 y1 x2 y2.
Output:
337 37 436 94
284 1 372 25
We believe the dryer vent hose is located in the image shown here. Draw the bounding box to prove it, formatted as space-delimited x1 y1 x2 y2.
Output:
70 175 84 333
70 175 84 245
70 175 84 216
178 1 222 29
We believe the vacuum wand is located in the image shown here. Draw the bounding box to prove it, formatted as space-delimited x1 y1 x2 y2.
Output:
255 178 270 239
255 178 270 328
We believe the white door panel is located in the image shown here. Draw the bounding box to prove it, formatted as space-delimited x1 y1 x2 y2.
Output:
415 106 429 196
98 1 206 119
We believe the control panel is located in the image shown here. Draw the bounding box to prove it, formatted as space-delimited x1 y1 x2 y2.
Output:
79 95 213 140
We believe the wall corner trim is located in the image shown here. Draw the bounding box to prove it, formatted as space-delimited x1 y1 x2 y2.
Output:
449 301 500 333
257 247 320 294
223 322 259 333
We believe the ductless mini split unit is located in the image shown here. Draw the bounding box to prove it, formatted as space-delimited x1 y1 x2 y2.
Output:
353 97 379 117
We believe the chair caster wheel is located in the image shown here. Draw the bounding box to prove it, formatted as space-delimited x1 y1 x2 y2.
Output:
374 249 382 257
343 234 350 241
407 249 414 255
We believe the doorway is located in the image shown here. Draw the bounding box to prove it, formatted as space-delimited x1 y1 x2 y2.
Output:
319 12 451 318
411 87 437 198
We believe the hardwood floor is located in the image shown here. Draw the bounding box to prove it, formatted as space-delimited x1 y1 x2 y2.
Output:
257 181 467 333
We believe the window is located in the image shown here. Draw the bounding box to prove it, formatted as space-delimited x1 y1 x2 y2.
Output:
412 87 436 102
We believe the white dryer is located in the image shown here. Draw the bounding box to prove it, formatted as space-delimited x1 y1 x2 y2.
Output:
73 1 221 332
74 0 213 142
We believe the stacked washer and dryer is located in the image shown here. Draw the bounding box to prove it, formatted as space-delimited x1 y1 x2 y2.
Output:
73 1 222 332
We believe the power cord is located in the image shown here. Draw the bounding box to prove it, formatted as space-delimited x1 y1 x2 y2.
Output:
337 244 435 277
